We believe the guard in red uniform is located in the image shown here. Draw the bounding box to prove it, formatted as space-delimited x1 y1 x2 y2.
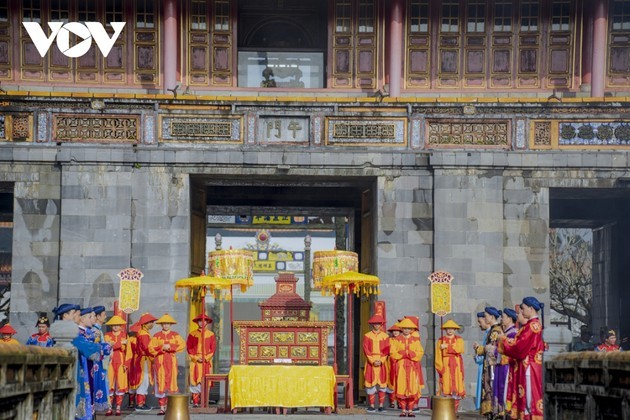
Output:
390 318 424 417
134 313 157 411
0 323 19 344
498 297 545 420
126 322 141 409
363 314 390 412
104 315 130 416
152 314 185 415
187 314 217 408
387 323 402 408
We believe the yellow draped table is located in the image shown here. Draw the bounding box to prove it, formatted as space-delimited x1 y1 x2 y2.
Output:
229 365 336 412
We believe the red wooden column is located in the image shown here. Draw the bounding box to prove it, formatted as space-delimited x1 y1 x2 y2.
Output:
388 0 404 97
163 0 178 93
591 0 607 97
581 1 594 88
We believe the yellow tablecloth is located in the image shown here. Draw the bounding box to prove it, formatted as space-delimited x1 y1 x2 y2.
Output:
229 365 336 408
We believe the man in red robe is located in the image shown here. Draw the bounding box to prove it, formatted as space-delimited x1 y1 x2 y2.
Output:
363 314 390 412
390 318 424 417
187 314 217 408
596 329 622 352
498 296 545 420
435 319 465 411
134 313 157 411
152 314 185 415
103 315 130 416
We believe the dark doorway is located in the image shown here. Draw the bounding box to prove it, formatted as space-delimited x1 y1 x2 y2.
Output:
550 187 630 346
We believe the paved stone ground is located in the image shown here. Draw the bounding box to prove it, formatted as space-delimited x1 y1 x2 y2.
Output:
98 407 484 419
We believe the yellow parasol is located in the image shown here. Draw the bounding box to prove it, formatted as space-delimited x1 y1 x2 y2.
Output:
320 271 380 296
174 275 234 301
321 270 380 385
207 249 255 366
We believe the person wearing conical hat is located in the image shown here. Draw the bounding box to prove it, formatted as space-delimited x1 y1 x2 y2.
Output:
389 318 424 417
134 312 157 411
435 320 465 411
403 315 423 412
386 323 402 409
104 315 130 416
0 323 19 345
26 313 55 347
363 314 390 412
127 322 142 409
187 313 216 408
151 314 185 415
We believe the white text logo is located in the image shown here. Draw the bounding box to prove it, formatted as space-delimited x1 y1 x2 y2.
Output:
22 22 126 58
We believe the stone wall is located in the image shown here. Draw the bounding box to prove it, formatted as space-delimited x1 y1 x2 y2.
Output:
3 145 630 404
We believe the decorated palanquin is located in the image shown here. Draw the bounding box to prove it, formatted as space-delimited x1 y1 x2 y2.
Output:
233 272 333 366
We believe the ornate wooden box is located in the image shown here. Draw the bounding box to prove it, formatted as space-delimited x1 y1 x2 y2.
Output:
234 272 332 365
233 320 334 365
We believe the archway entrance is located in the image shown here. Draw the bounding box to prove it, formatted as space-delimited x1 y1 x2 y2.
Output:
190 176 375 402
550 187 630 345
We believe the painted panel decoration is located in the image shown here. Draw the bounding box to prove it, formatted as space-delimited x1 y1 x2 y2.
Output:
53 114 139 143
426 120 510 148
0 114 33 142
160 115 242 143
559 121 630 146
325 117 407 146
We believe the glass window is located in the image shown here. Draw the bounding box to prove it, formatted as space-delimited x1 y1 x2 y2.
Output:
22 0 41 22
106 0 124 25
409 0 429 33
520 1 539 32
136 0 154 29
215 0 229 31
191 0 207 31
335 0 351 33
51 0 70 22
494 1 512 32
0 2 8 22
77 0 97 22
551 1 570 32
441 1 459 33
467 1 486 33
238 52 324 88
612 0 630 31
358 0 374 33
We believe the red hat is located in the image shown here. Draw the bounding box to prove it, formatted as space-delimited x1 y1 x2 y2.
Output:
137 313 157 325
368 314 385 324
388 324 402 332
0 323 17 335
129 322 141 333
193 314 213 323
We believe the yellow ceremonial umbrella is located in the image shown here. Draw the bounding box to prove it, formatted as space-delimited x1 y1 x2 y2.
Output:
174 274 235 385
207 249 255 365
321 270 380 382
320 271 380 297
